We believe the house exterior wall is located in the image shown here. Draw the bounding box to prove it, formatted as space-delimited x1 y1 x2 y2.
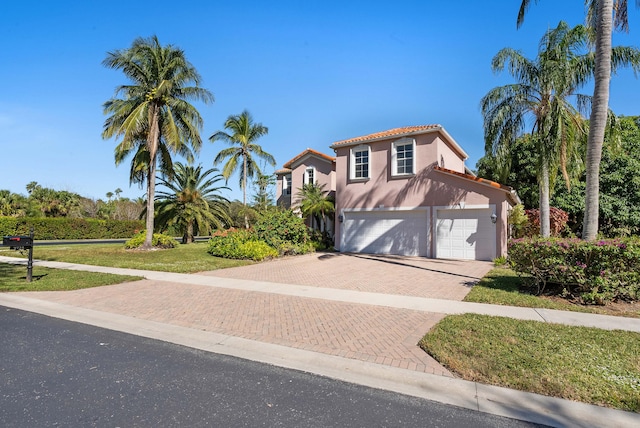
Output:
289 157 335 207
276 151 336 210
333 130 512 258
275 173 292 207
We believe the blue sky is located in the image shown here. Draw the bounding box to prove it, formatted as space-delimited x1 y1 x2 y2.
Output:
1 1 639 202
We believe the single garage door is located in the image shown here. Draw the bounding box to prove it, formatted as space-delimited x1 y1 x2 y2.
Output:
435 208 495 261
342 210 428 256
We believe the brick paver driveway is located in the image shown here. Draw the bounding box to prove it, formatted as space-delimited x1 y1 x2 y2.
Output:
202 252 493 300
15 253 494 376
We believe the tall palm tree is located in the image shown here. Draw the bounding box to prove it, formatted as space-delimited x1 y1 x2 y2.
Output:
296 182 335 236
517 0 638 239
102 36 214 249
210 110 275 208
482 22 593 237
154 163 231 244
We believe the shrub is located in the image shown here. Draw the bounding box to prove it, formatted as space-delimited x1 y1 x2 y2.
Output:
253 208 310 255
508 237 640 304
522 207 569 237
207 228 277 261
0 216 143 240
125 231 177 249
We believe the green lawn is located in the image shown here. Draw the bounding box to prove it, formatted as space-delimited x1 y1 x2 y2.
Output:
420 314 640 412
464 267 640 318
1 241 253 273
0 263 141 292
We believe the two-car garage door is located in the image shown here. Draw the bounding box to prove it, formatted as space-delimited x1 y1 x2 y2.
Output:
341 207 496 260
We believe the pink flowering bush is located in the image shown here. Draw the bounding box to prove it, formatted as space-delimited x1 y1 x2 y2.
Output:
508 237 640 304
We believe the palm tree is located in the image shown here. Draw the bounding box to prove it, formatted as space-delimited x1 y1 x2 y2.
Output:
517 0 637 239
210 110 275 208
154 163 231 244
482 22 592 237
296 182 335 237
102 36 214 249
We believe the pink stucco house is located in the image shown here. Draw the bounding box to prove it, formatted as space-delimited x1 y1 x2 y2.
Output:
275 148 336 233
328 125 519 261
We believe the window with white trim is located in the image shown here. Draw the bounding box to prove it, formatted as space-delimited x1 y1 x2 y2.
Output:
304 167 315 185
283 174 291 195
350 145 370 180
392 139 415 176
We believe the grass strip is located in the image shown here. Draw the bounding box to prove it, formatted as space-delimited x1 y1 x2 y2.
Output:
1 263 141 292
420 314 640 412
464 267 640 318
1 241 252 273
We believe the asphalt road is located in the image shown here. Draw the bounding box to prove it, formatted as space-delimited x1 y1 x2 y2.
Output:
0 306 545 427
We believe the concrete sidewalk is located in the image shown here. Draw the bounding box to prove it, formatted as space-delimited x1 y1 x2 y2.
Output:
1 255 639 427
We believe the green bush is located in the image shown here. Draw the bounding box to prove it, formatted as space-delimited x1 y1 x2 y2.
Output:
254 208 310 255
508 237 640 304
125 231 177 249
207 228 277 261
0 216 143 240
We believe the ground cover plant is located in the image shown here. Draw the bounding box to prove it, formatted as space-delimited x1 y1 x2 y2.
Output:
2 242 251 273
420 314 640 412
0 262 141 292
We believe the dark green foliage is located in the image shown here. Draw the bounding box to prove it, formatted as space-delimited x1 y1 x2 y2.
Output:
206 228 277 261
0 216 143 240
253 208 310 255
478 116 640 237
124 231 176 249
508 237 640 303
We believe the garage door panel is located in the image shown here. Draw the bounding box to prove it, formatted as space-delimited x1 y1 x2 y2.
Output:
436 209 495 261
342 210 428 257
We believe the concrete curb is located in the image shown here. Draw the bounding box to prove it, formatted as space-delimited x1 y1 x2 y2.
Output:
1 293 638 428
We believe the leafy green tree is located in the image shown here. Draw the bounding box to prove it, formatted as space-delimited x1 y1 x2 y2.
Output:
296 182 335 237
482 22 592 237
251 172 276 211
102 36 213 249
227 200 258 229
154 163 231 244
210 110 275 209
517 0 639 239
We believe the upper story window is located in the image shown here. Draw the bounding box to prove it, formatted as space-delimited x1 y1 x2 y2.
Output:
350 145 370 180
283 174 292 195
304 167 315 185
392 139 415 176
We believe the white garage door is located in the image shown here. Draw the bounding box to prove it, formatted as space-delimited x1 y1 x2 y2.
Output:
436 209 495 261
342 210 428 256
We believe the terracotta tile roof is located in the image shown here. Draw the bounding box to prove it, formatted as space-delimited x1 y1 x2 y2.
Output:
275 168 292 175
434 166 521 205
283 148 335 169
330 125 442 147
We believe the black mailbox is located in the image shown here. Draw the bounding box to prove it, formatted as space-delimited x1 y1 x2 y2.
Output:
2 235 33 249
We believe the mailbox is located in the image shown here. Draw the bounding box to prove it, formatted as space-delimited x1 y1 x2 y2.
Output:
2 235 33 249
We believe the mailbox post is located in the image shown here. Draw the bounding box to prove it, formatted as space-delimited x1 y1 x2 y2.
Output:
2 228 34 282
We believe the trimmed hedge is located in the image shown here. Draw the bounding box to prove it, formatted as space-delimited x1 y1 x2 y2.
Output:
508 237 640 304
0 216 144 240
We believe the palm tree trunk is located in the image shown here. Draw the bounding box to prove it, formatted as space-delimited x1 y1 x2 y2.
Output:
539 160 551 237
143 106 160 250
185 221 194 244
243 153 249 229
583 0 613 241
